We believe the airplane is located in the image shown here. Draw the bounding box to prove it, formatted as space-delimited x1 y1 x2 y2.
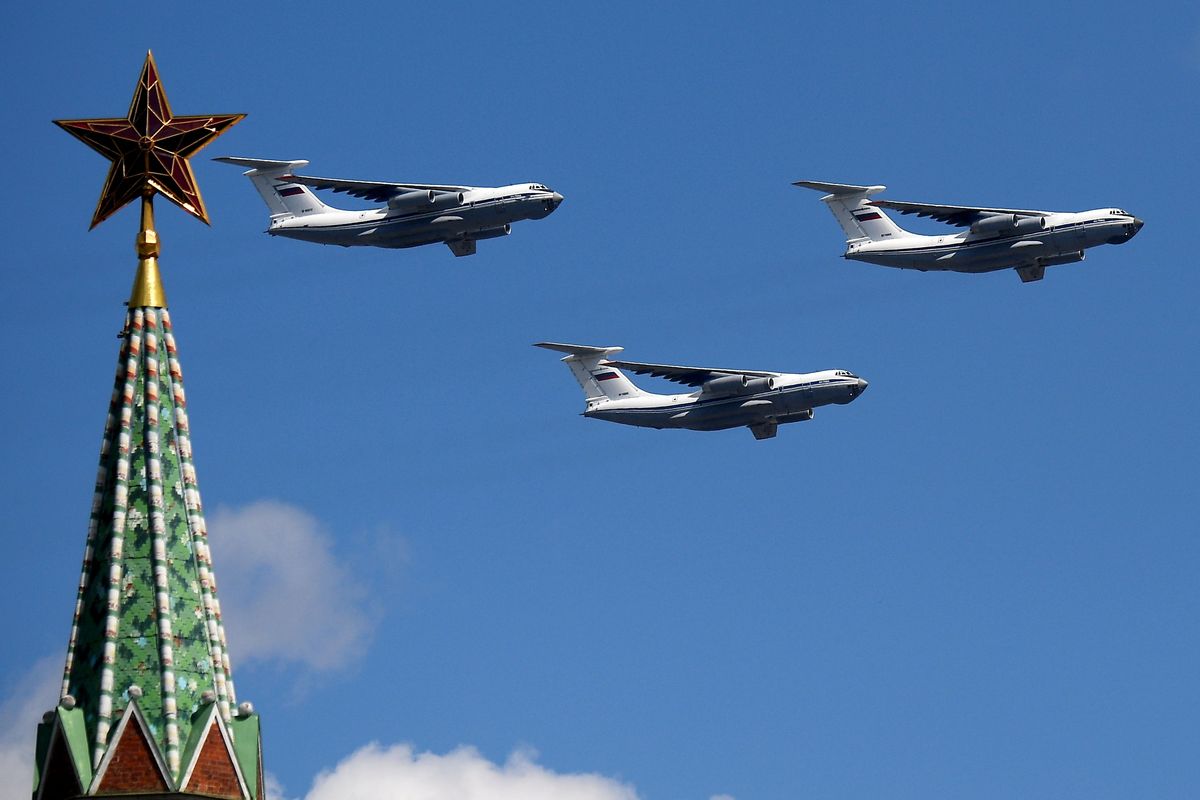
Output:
793 180 1143 282
215 157 563 256
535 342 868 440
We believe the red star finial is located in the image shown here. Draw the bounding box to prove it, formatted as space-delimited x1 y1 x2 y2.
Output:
54 51 244 229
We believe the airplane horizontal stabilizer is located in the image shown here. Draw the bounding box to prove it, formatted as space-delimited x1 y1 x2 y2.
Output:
792 180 886 197
214 156 310 173
534 342 624 358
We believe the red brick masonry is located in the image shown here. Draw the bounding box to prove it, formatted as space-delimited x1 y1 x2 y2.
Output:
183 726 242 798
94 721 169 794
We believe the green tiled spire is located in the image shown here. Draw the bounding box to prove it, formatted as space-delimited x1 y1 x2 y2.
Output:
60 306 238 778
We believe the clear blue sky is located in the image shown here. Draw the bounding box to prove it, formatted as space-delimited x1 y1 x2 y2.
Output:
2 3 1198 799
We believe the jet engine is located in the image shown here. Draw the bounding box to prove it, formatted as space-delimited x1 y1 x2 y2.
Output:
1012 216 1047 234
700 375 748 397
394 190 463 211
471 224 512 240
429 191 466 209
780 408 814 422
970 214 1046 235
700 375 775 398
387 189 436 211
743 377 776 394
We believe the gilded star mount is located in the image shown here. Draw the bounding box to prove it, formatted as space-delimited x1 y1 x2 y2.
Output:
54 51 244 229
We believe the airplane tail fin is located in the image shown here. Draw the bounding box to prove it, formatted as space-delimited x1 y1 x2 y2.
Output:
534 342 646 404
793 180 908 243
214 157 333 220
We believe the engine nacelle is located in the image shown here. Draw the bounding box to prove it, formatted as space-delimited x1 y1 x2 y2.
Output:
781 408 814 423
970 214 1017 234
970 213 1047 235
429 191 465 209
1012 216 1047 234
743 377 777 394
700 375 776 398
387 189 436 211
701 374 750 398
471 224 511 241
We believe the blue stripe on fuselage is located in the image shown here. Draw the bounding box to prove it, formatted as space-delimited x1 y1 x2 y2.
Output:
592 379 857 418
857 220 1118 258
304 194 545 233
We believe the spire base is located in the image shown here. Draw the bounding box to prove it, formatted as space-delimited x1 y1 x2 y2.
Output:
130 195 167 308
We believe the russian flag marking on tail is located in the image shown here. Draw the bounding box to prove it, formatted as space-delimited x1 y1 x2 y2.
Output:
794 180 910 243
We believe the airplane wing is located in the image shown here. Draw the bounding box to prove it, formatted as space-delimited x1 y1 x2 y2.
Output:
282 174 472 203
601 359 780 388
868 199 1052 227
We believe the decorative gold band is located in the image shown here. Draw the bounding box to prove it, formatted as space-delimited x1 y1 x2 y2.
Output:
129 195 167 308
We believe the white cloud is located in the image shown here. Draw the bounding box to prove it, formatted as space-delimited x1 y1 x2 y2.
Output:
0 654 64 800
304 743 641 800
264 771 297 800
209 500 377 672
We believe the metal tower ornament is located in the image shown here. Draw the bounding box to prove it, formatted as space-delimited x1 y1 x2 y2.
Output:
54 51 243 230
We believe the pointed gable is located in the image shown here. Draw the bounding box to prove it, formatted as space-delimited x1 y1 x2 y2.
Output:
178 702 247 798
35 724 83 800
180 722 246 799
92 702 172 794
229 710 263 799
35 704 93 800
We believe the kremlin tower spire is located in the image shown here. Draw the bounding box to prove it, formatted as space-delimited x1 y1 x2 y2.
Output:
35 53 264 799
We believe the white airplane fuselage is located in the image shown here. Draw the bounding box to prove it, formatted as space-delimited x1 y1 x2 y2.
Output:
845 208 1143 273
269 183 562 249
794 181 1145 282
586 370 867 432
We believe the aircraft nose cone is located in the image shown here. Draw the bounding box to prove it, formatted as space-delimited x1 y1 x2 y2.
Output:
1122 217 1144 241
857 378 868 394
551 192 564 206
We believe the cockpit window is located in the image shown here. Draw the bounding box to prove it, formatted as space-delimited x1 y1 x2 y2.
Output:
530 184 550 192
835 370 857 378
